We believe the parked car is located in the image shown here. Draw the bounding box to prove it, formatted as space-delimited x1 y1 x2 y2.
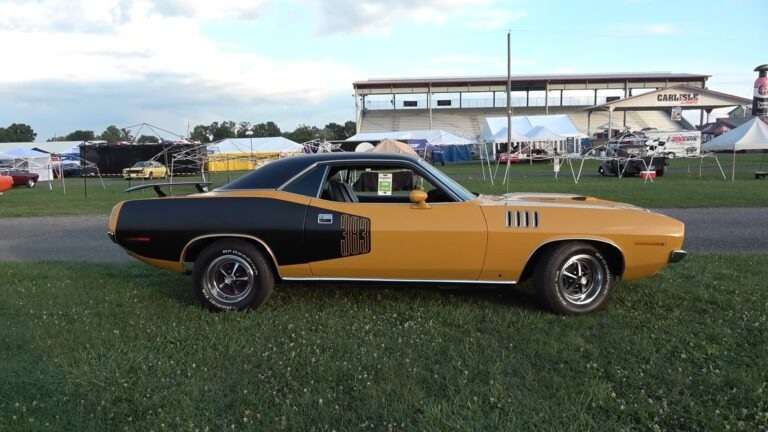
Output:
599 143 666 177
123 161 167 180
108 153 686 315
0 169 39 188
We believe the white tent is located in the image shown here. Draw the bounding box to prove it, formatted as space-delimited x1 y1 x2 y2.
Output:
701 117 768 181
346 129 473 146
0 141 83 155
482 114 586 143
702 117 768 152
0 148 53 181
208 137 303 154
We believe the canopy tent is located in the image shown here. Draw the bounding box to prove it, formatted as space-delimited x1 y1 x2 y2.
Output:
482 115 585 156
370 139 419 157
346 129 473 146
482 114 586 142
702 117 768 152
0 147 53 181
208 137 303 154
206 137 304 172
701 117 768 182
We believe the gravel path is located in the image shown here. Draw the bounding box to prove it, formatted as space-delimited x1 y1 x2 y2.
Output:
0 208 766 263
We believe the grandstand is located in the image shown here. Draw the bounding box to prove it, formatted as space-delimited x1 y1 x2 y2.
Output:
353 73 709 141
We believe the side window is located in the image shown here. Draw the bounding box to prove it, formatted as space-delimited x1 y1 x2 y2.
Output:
282 166 327 197
319 164 455 204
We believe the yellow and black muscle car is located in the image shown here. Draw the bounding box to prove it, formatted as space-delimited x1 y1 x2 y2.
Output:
108 153 686 314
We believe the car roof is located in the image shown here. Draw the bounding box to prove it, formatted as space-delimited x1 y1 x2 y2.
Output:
221 152 420 190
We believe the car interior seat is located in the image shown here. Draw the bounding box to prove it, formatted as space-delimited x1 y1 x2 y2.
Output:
327 180 359 203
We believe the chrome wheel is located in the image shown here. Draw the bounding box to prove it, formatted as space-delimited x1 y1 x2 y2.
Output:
203 255 256 304
557 254 605 305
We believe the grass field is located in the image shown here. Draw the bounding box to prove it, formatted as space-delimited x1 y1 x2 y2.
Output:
0 153 767 218
1 255 766 431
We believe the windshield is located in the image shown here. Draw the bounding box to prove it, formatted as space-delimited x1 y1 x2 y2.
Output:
417 159 476 201
133 162 149 167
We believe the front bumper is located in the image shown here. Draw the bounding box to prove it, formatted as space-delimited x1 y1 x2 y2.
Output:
669 250 687 263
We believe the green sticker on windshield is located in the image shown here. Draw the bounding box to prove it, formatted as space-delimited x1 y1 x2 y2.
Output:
377 173 392 196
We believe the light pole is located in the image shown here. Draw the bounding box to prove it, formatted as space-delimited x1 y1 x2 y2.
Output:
245 129 254 170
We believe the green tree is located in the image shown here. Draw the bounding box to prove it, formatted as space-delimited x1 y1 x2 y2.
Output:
252 121 281 137
100 125 128 144
64 130 96 141
236 122 252 138
321 122 347 141
190 125 210 143
344 121 356 138
137 135 159 144
284 124 321 143
0 123 37 142
209 121 237 141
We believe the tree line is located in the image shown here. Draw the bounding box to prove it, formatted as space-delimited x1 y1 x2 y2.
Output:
189 120 357 143
38 120 356 144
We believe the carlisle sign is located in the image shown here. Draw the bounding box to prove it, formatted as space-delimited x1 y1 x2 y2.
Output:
656 92 700 105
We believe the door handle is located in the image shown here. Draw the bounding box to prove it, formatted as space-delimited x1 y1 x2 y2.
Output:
317 213 334 224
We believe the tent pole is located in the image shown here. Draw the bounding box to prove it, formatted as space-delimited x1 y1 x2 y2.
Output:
731 148 736 182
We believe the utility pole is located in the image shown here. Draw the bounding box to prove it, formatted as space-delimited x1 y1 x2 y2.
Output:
503 30 513 185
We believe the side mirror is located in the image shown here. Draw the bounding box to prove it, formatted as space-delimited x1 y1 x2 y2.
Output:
409 189 430 209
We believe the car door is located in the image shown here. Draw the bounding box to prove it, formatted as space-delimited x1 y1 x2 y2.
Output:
304 161 487 281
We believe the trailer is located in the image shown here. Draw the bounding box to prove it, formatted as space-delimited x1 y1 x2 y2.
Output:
644 130 701 159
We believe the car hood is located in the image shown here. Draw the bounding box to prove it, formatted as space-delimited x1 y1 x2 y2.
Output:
475 192 647 211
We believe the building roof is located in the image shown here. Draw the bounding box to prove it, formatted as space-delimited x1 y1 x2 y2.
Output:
354 72 709 90
584 85 751 111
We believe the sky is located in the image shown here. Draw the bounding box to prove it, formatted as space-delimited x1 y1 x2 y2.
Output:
0 0 766 141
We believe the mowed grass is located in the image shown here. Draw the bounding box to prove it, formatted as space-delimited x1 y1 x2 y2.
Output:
1 153 767 217
1 255 766 431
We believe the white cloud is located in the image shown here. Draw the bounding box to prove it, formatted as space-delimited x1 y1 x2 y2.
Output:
463 8 527 31
0 0 359 103
308 0 493 34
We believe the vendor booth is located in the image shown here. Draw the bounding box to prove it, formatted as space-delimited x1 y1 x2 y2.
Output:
207 137 304 172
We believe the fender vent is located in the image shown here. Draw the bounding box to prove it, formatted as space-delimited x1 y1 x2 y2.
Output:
506 210 539 228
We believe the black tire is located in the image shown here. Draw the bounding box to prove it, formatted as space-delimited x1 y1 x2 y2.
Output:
598 165 606 176
193 239 274 311
532 242 615 314
27 179 36 188
148 172 154 180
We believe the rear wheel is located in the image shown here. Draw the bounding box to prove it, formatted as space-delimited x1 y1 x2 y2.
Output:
26 178 36 188
193 239 274 311
533 242 614 314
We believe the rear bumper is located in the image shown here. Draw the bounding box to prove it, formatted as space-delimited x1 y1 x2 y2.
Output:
669 249 687 263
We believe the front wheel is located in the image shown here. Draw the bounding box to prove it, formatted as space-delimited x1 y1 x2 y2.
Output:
533 242 615 314
193 239 274 311
26 179 37 188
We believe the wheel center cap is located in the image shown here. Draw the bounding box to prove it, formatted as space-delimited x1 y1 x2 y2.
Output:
224 276 234 284
579 276 588 286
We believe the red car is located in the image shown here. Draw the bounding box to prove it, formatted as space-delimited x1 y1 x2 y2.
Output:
0 170 39 188
0 176 11 193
